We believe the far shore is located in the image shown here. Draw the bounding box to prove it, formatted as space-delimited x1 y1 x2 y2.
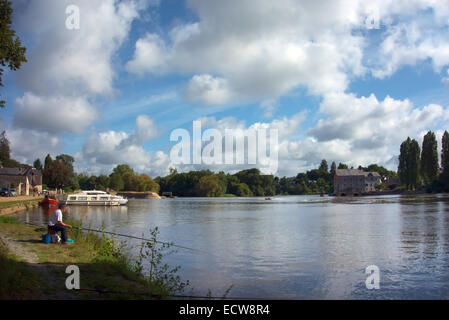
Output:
0 196 43 216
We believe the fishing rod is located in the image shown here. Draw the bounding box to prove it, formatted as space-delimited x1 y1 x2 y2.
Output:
74 226 205 253
73 287 263 300
24 222 205 253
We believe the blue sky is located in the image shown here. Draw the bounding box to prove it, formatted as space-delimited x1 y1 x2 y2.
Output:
2 0 449 177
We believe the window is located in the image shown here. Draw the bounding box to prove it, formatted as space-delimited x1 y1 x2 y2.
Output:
90 197 97 201
100 197 109 200
69 196 76 200
79 196 87 201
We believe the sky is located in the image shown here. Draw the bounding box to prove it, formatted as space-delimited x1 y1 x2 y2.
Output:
1 0 449 177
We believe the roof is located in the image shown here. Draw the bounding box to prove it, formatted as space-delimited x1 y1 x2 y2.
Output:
335 169 380 177
335 169 365 176
0 167 42 176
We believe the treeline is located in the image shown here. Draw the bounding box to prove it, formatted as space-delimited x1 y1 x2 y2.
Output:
35 155 159 193
155 168 274 197
153 160 396 197
398 130 449 192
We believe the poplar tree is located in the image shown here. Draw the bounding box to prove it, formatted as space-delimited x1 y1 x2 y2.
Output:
0 130 10 165
398 138 410 189
421 131 439 185
398 137 421 190
409 139 421 190
441 131 449 178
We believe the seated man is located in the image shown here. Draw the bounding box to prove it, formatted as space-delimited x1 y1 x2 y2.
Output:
48 203 72 244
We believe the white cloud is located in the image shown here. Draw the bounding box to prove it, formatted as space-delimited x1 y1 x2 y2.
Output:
11 0 152 135
13 92 98 134
185 74 234 105
443 69 449 88
6 128 64 165
125 33 167 75
125 0 449 106
259 99 278 118
15 0 146 97
78 115 170 176
372 19 449 78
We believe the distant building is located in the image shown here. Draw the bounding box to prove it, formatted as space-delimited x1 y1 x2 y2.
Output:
0 167 42 195
383 176 400 190
334 169 381 196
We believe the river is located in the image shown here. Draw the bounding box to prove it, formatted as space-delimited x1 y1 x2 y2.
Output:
14 194 449 299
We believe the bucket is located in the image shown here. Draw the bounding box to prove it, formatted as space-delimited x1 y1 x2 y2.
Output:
42 234 51 244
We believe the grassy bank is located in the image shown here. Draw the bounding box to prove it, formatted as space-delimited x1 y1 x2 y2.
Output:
0 198 43 216
0 216 189 300
0 230 42 299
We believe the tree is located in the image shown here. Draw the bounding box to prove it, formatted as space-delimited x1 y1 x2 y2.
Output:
56 154 75 172
136 174 160 192
338 163 348 169
441 131 449 178
43 154 53 185
33 158 43 171
330 161 337 177
319 159 328 173
0 0 27 108
398 138 410 189
409 139 421 190
109 173 124 191
194 175 222 197
45 160 71 189
421 131 439 185
398 137 421 190
0 130 9 165
112 164 134 177
96 175 110 191
122 172 137 191
228 182 253 197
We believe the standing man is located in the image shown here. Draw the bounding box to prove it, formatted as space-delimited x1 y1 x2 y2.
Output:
48 203 72 244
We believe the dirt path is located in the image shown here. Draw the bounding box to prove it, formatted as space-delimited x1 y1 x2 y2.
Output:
0 232 76 300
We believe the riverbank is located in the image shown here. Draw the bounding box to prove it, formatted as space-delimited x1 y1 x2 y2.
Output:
117 191 161 199
0 217 176 300
0 196 43 216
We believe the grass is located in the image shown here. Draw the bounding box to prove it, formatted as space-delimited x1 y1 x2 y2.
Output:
0 217 188 299
0 242 43 299
0 216 20 224
0 199 42 208
0 217 43 299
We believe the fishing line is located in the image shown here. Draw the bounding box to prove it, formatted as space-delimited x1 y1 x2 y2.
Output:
73 287 264 300
23 222 207 253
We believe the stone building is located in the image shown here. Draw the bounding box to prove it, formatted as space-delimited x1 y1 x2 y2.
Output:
0 167 42 195
334 169 381 196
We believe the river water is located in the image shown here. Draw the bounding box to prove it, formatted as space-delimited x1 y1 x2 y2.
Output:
15 194 449 299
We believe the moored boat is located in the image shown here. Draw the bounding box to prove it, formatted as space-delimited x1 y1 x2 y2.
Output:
63 190 128 206
40 195 58 207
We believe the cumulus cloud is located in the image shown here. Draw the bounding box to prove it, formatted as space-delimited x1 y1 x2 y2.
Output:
125 0 449 106
78 115 170 176
13 92 98 134
372 19 449 78
6 128 64 165
125 33 167 75
185 75 234 105
297 92 449 172
11 0 152 135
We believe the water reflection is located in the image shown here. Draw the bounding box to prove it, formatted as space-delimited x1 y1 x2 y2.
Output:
12 194 449 299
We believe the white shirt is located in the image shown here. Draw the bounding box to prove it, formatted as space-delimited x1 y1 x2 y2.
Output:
48 209 63 226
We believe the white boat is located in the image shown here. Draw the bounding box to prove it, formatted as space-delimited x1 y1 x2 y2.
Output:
64 190 128 206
